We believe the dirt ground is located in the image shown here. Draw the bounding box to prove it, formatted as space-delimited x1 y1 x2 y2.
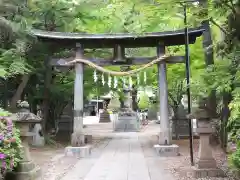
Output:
30 145 64 167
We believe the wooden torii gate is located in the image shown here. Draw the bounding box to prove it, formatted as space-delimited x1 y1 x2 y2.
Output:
32 27 203 156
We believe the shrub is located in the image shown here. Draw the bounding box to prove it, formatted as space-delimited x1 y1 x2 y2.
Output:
0 108 22 176
138 93 150 110
230 142 240 171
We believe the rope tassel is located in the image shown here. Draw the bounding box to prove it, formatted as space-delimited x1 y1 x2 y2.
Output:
129 76 132 88
144 71 147 84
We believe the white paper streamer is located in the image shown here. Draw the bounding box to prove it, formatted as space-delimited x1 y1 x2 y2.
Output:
137 74 140 85
108 74 112 88
144 71 147 84
129 76 133 88
93 70 98 82
123 77 126 87
114 76 118 88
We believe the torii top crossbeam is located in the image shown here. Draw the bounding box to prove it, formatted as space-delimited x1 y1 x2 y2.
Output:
31 27 204 48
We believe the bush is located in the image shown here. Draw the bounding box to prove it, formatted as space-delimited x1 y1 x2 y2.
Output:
138 93 150 110
0 108 22 176
230 142 240 171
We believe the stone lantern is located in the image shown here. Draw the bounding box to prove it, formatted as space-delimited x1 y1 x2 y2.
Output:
188 98 224 178
9 101 41 180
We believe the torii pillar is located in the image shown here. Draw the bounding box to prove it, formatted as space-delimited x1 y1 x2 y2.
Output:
153 44 179 156
65 43 91 158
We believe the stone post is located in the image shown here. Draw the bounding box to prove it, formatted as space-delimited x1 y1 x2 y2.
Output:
188 99 224 178
65 43 91 158
153 45 179 156
123 88 131 109
157 45 171 144
158 61 171 144
71 43 85 146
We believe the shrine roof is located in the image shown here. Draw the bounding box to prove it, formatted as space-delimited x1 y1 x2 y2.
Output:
31 27 204 48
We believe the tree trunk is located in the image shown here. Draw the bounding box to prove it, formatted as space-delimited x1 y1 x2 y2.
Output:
172 106 178 119
42 61 52 133
221 92 232 151
118 97 124 108
9 74 30 111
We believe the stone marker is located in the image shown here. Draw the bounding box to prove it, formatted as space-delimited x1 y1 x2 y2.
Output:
153 144 179 156
188 98 224 178
31 124 45 147
65 145 91 157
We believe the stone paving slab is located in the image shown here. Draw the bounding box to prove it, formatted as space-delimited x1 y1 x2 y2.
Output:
60 139 111 180
128 136 150 180
59 132 176 180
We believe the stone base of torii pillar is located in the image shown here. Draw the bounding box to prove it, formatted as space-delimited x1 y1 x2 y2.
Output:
64 130 92 158
153 126 180 156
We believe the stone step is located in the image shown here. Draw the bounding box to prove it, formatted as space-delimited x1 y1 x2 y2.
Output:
99 111 110 123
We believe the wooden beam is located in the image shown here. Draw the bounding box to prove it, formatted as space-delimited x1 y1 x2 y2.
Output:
50 56 185 67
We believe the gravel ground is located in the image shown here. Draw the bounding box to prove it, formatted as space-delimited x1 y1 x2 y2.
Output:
31 120 239 180
148 135 238 180
32 136 109 180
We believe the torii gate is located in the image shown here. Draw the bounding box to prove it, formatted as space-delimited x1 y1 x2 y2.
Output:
32 27 203 157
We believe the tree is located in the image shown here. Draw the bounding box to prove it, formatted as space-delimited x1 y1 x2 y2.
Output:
138 92 150 110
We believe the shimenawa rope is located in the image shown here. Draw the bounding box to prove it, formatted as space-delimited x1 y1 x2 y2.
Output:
65 54 169 76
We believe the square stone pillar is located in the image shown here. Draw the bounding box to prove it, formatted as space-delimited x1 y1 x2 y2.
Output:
153 44 179 156
66 43 91 158
196 120 216 169
157 45 171 145
71 61 85 146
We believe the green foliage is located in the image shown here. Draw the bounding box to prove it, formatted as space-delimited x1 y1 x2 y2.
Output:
186 0 240 171
230 142 240 170
138 92 150 110
108 93 120 112
0 108 22 174
0 48 31 76
191 58 233 100
0 66 6 77
228 86 240 142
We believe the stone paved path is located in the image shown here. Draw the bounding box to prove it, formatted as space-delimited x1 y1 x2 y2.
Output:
60 132 175 180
